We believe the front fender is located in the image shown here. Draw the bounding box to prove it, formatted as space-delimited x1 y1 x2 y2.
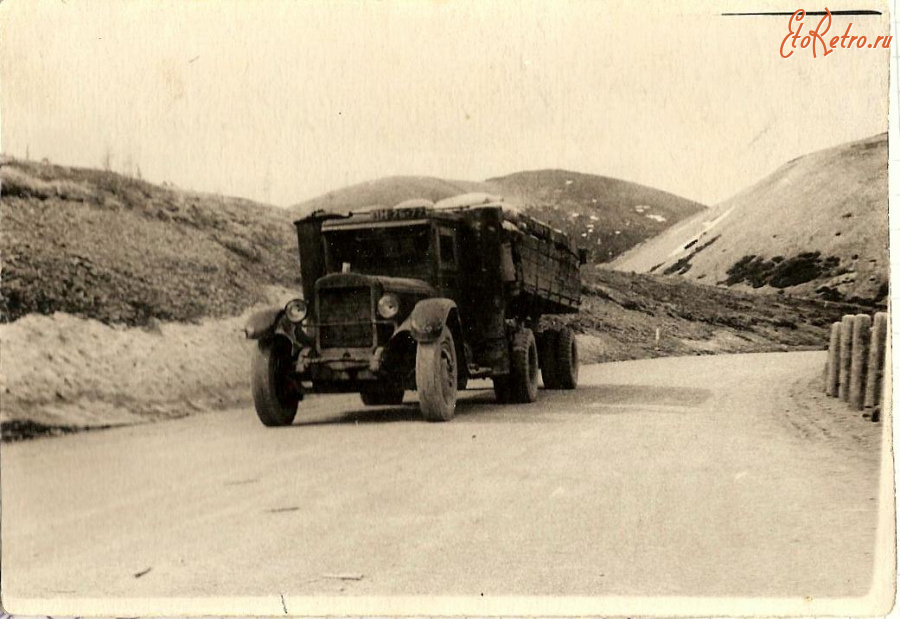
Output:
406 298 458 343
244 307 283 340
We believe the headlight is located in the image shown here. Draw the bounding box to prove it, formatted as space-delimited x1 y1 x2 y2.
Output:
284 299 308 323
377 293 400 319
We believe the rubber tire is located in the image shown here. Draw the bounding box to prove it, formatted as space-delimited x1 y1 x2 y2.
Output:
509 328 539 403
251 339 300 427
360 386 405 406
493 376 512 403
416 327 458 422
555 327 579 389
540 329 560 389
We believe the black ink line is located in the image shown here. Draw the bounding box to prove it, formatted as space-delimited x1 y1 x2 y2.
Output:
722 10 882 15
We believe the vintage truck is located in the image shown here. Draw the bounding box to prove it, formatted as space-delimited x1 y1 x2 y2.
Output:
244 195 585 425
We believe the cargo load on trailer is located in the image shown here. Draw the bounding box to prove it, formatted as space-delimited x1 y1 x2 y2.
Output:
244 195 587 425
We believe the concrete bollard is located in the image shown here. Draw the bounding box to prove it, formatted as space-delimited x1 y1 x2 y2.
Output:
848 314 871 410
864 311 888 416
838 315 854 401
825 322 841 397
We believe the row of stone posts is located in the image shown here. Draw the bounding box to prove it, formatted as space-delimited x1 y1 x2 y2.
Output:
824 312 888 422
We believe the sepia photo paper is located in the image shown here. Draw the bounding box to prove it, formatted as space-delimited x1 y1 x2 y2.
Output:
0 0 896 616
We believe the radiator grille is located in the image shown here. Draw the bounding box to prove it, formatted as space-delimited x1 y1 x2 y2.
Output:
317 286 373 348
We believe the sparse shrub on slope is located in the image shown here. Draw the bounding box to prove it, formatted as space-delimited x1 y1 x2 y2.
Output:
724 252 841 289
1 160 299 326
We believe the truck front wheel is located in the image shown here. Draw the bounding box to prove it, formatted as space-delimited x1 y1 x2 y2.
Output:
416 327 458 421
509 328 539 403
251 339 300 427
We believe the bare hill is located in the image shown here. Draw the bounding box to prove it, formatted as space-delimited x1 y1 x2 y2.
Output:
292 171 706 262
1 159 299 325
612 133 889 305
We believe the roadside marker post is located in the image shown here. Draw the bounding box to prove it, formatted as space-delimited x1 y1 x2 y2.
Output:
825 321 841 397
838 314 854 402
864 311 888 415
848 314 871 410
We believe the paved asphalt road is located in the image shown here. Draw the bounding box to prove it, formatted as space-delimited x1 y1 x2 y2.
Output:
1 351 885 606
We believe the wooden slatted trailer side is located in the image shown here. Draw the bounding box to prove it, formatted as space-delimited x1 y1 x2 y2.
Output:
501 209 581 317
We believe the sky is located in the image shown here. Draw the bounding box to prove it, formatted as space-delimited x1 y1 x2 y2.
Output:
0 0 890 207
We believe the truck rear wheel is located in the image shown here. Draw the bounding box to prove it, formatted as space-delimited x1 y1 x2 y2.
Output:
509 328 539 403
416 327 458 421
539 329 560 389
555 327 579 389
360 386 405 406
251 339 300 427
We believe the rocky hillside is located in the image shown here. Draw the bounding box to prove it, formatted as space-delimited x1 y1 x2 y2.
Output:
563 267 850 361
612 133 889 305
293 170 706 262
1 159 299 325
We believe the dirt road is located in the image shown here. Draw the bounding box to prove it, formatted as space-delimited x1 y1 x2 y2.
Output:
1 352 886 609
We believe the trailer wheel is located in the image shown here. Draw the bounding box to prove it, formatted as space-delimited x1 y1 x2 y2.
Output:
360 386 405 406
416 327 458 421
251 339 300 427
539 329 560 389
555 327 579 389
509 328 539 403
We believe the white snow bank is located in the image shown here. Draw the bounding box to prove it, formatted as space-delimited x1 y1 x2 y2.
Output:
1 287 295 430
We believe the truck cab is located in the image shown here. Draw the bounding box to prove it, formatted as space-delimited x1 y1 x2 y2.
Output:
245 196 584 426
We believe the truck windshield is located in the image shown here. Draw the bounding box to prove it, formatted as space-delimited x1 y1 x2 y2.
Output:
323 224 431 278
